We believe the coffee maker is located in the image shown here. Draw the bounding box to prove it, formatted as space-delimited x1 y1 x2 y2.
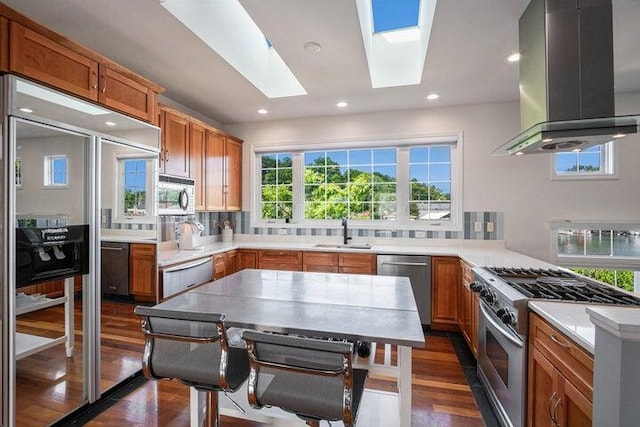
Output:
175 220 204 250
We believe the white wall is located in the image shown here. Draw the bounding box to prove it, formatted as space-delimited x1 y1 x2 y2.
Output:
226 93 640 263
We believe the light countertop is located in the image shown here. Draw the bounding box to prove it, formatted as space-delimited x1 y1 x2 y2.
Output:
157 236 556 269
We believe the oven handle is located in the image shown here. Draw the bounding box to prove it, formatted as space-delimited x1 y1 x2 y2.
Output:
479 300 524 348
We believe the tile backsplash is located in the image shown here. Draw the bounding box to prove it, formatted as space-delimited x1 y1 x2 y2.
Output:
158 211 503 242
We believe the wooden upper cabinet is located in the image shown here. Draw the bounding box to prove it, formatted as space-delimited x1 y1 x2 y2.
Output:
189 122 206 211
160 107 190 177
97 65 156 123
225 137 243 211
0 17 9 71
9 21 98 100
205 131 225 211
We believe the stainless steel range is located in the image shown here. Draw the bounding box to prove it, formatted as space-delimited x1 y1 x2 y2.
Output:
471 266 640 427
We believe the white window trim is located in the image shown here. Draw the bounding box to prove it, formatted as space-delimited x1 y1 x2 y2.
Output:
551 220 640 270
113 153 157 224
43 154 69 188
551 141 619 181
251 133 464 231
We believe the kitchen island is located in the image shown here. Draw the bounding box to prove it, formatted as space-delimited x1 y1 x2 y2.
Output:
149 268 425 426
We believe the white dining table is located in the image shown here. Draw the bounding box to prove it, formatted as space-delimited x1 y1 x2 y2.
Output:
153 268 426 426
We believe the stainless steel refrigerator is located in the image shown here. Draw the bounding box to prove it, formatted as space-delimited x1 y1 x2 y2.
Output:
1 75 160 426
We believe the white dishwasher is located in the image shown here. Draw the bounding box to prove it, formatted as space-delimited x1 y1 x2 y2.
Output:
161 256 213 300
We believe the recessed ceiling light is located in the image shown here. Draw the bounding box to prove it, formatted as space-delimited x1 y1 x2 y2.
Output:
257 108 268 115
336 101 348 108
19 107 33 113
105 121 116 127
505 52 521 63
572 148 582 153
515 151 524 156
542 138 553 143
303 41 322 54
613 133 626 139
426 93 439 100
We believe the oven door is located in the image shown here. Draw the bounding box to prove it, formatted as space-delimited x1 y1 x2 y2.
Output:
477 300 527 427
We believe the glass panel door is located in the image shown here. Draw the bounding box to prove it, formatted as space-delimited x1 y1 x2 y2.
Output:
12 118 92 425
99 139 156 394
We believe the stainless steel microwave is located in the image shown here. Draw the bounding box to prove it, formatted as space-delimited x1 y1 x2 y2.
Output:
158 175 195 215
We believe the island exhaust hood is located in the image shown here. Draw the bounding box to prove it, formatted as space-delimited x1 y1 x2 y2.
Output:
494 0 639 156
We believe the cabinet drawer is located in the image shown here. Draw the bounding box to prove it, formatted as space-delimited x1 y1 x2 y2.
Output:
460 260 474 285
339 253 376 274
303 251 338 271
259 250 302 264
529 312 594 400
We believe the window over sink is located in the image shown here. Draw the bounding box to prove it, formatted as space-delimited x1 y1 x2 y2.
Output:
254 135 462 230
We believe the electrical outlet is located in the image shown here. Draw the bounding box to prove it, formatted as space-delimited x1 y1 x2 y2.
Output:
474 221 483 232
278 228 288 235
415 231 426 238
486 222 495 233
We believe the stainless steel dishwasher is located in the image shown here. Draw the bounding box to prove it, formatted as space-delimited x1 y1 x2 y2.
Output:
377 255 431 326
160 256 213 300
101 242 130 296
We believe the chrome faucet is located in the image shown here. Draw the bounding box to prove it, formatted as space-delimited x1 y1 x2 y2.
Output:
342 218 351 245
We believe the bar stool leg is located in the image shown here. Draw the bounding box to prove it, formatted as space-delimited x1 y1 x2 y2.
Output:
204 391 220 427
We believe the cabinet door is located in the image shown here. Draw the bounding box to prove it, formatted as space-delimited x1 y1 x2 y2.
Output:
98 65 156 123
226 250 239 276
338 253 376 275
303 252 338 273
205 131 225 211
9 21 98 100
431 256 459 330
0 17 9 71
559 376 592 427
160 109 190 177
528 347 559 427
238 249 258 270
129 243 156 300
213 253 227 280
189 122 206 211
258 250 303 271
225 138 243 211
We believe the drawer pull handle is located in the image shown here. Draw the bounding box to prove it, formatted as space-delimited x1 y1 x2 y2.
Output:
550 333 571 349
548 391 558 423
552 394 563 426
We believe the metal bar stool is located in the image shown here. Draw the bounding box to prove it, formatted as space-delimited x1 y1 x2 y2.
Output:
242 330 369 427
134 306 249 427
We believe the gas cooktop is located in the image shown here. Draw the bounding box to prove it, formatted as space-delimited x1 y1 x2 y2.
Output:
485 267 640 306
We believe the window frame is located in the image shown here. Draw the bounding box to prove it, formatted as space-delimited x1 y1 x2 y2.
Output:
113 153 157 224
251 134 463 231
551 220 640 270
551 141 618 181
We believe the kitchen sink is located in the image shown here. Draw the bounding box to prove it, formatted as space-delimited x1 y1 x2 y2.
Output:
313 243 372 250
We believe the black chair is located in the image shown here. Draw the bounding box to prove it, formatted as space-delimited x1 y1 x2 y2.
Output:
134 306 249 427
242 330 368 427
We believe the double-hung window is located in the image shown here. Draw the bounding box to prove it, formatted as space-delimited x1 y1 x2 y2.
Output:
115 156 156 222
44 155 68 187
255 136 461 230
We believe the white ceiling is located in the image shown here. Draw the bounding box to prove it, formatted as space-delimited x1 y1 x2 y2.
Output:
4 0 640 125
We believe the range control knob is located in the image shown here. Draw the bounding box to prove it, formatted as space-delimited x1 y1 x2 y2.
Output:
496 308 515 325
480 289 496 304
470 281 484 293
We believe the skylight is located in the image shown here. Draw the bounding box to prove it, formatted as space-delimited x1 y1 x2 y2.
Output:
356 0 437 88
161 0 306 99
372 0 420 33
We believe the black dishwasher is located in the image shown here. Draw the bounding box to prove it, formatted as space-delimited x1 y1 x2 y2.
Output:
101 242 130 296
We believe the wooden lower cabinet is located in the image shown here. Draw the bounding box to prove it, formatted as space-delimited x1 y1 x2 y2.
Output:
303 252 338 273
129 243 157 301
226 250 239 276
238 249 258 270
258 250 303 271
213 252 227 280
431 256 460 331
458 260 477 357
18 276 82 297
528 313 593 427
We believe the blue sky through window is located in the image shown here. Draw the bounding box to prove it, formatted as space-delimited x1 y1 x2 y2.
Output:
372 0 420 33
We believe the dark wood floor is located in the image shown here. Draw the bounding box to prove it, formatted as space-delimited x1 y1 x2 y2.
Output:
16 298 492 426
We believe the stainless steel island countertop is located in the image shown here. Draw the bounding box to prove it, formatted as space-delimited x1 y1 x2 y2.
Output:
155 268 425 348
151 268 425 426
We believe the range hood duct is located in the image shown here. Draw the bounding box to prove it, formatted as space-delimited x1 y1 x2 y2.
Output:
494 0 639 155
